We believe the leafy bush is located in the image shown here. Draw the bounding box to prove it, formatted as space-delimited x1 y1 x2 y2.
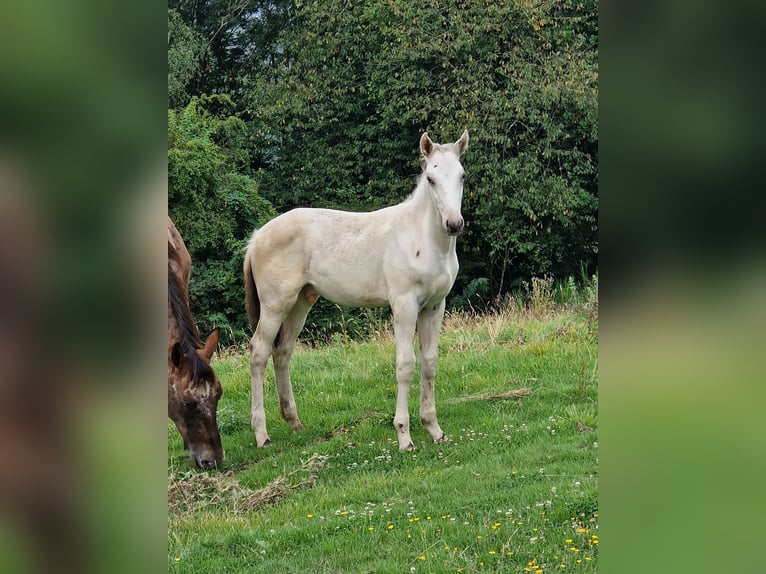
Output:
168 95 276 344
252 0 598 300
168 0 598 345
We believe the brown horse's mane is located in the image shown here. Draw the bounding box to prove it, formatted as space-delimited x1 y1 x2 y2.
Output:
168 243 214 384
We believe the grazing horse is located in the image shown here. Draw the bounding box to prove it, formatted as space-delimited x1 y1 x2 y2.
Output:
244 130 469 450
168 217 224 468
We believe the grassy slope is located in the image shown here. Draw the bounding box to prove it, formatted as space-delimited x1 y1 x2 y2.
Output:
168 306 598 573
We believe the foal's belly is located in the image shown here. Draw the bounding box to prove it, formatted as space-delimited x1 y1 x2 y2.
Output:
308 267 390 308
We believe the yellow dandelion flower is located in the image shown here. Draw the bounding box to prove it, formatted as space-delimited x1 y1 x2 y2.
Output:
477 535 483 540
565 539 573 544
387 523 394 530
174 557 181 562
489 550 496 555
306 514 314 519
368 526 375 532
535 570 543 574
419 555 426 561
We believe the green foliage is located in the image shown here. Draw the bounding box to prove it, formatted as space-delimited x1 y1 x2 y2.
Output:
168 9 211 108
449 277 491 312
168 94 276 343
302 300 392 346
168 1 598 344
252 0 597 301
169 0 294 101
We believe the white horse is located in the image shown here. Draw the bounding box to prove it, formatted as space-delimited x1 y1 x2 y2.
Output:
243 130 469 450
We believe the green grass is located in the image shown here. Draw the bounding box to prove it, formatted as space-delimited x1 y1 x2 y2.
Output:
168 305 598 573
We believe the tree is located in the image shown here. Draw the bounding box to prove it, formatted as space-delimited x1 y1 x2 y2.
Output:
169 0 294 103
168 94 276 342
168 9 210 108
167 0 598 344
251 0 598 304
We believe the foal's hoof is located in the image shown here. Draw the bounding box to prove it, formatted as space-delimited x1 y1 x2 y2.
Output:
434 432 449 444
401 442 416 452
258 438 272 448
289 420 304 431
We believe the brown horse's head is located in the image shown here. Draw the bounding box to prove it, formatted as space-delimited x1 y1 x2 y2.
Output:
168 328 224 469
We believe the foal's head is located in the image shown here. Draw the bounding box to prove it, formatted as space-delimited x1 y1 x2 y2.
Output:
420 129 469 236
168 328 224 469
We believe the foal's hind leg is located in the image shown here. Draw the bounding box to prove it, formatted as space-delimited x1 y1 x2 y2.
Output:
250 310 284 447
272 291 315 431
417 299 447 443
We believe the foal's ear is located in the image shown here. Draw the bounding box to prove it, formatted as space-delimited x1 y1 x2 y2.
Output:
454 129 469 156
420 132 434 157
198 328 220 362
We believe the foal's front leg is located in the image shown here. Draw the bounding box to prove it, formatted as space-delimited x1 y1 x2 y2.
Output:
392 301 418 451
418 299 447 443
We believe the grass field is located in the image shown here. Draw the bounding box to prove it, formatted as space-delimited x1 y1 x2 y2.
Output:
168 294 598 573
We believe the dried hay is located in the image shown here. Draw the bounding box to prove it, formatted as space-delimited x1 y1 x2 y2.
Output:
168 453 326 515
447 387 532 404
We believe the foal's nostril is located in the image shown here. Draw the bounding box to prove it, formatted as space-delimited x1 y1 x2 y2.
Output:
447 218 464 234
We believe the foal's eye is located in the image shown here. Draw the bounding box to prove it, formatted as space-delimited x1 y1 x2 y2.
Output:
426 176 435 185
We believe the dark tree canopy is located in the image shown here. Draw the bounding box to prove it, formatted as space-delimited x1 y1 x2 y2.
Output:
168 0 598 344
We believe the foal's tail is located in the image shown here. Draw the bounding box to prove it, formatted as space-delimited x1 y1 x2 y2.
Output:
243 241 260 331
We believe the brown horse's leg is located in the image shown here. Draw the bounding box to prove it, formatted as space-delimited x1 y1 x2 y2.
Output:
417 299 447 443
272 292 314 431
391 299 419 451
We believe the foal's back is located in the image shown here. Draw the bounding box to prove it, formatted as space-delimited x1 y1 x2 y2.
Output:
251 205 402 307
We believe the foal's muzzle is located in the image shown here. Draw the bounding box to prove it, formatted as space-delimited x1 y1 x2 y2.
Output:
446 217 465 236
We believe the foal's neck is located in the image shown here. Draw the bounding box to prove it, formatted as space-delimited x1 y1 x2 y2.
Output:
410 175 455 254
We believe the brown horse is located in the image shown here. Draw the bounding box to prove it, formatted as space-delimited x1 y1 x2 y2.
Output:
168 217 224 469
